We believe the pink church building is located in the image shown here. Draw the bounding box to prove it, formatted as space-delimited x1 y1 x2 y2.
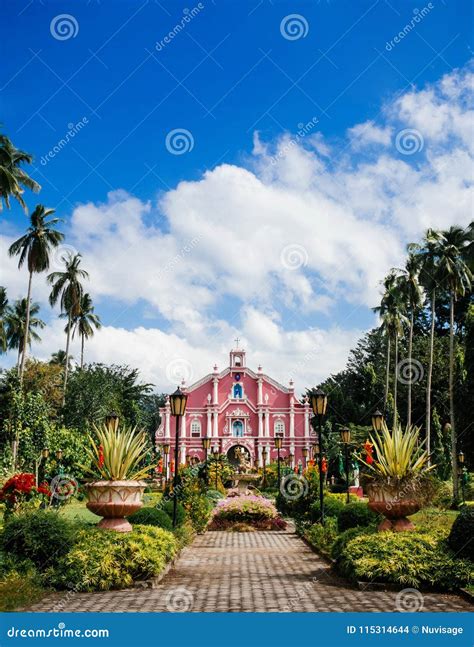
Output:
156 345 315 470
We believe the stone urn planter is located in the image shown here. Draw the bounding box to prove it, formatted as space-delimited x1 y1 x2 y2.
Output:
85 480 146 532
367 483 421 532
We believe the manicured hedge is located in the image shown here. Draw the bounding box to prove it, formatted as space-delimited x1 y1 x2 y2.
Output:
448 506 474 561
127 507 173 531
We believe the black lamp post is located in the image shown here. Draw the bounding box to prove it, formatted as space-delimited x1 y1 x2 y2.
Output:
302 447 308 470
340 427 351 504
458 451 465 504
310 388 328 525
212 447 219 490
202 437 211 484
36 447 49 485
169 386 188 527
162 443 170 486
274 437 282 487
262 447 268 487
371 410 384 434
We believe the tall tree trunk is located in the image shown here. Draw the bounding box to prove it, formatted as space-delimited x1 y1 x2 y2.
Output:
426 290 435 463
80 333 84 369
384 336 391 413
407 308 414 428
393 330 398 425
62 313 72 406
16 345 22 372
449 291 458 502
19 271 33 386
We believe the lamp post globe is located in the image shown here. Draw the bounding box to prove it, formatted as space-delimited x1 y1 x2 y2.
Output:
371 410 383 433
310 388 328 525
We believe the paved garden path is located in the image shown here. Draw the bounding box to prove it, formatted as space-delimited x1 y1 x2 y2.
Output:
25 528 471 612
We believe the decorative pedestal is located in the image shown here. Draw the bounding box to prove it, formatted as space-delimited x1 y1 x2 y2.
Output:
367 484 421 532
85 480 146 532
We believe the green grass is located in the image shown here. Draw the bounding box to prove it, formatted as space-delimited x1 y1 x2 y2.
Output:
412 507 458 533
59 500 101 524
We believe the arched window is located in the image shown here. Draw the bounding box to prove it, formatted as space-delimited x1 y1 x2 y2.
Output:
233 383 243 399
232 420 244 437
190 420 201 438
274 420 285 438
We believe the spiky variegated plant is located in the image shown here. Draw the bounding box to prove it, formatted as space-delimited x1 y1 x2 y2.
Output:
84 423 154 481
358 421 434 487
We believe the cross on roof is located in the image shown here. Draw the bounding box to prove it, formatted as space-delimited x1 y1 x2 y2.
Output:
234 337 240 348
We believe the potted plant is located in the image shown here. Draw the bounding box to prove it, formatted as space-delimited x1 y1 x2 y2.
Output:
359 422 434 532
82 421 154 532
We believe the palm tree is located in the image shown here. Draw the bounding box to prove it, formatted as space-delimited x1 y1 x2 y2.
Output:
437 225 472 502
8 205 63 384
0 286 8 353
49 349 73 369
394 253 424 427
69 293 101 368
374 271 407 421
0 132 40 212
409 229 444 460
5 298 45 367
48 253 89 400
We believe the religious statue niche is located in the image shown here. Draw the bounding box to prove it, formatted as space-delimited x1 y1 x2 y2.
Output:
233 383 243 399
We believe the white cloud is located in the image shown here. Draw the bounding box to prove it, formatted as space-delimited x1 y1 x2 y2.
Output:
1 62 472 391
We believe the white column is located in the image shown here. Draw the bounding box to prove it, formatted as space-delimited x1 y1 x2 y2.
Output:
258 378 263 405
304 408 309 437
290 402 295 439
207 409 212 437
213 378 219 405
213 410 218 437
165 410 170 439
180 445 186 464
258 411 263 436
257 444 262 467
265 412 270 438
182 413 187 439
290 443 295 467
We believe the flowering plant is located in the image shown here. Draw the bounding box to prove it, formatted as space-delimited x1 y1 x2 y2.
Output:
0 472 51 516
209 494 286 530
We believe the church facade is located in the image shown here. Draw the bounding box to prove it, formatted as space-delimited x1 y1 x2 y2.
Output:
156 345 315 469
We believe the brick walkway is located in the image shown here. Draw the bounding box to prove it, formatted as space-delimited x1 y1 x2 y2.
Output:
25 529 471 612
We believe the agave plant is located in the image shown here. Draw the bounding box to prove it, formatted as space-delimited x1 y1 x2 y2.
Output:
358 421 434 485
84 423 154 481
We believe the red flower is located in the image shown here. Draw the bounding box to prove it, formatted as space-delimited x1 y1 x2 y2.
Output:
98 445 104 469
321 457 328 473
364 440 374 465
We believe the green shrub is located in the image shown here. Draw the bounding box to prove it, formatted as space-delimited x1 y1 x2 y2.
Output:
173 520 196 549
448 506 474 561
160 500 186 526
205 489 224 503
336 530 472 590
309 493 359 523
184 494 212 533
304 517 338 558
337 502 379 532
331 527 370 562
47 525 177 591
2 510 77 570
127 507 173 531
0 568 45 612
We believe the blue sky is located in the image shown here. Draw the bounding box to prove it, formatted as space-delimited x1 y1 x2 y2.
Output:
1 0 473 390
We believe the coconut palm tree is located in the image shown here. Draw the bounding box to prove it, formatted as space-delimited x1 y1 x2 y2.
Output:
437 225 472 502
69 293 101 369
409 229 444 460
0 132 40 212
49 349 73 369
5 298 45 367
394 253 424 427
374 271 408 423
0 286 8 353
8 205 63 385
48 253 89 401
